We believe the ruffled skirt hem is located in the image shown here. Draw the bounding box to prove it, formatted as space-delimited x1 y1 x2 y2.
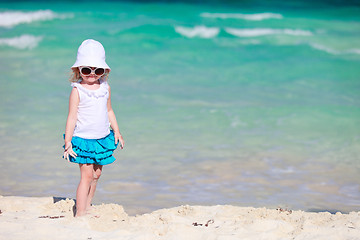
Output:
63 130 118 165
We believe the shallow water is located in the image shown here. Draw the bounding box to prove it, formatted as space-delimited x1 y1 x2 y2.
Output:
0 0 359 215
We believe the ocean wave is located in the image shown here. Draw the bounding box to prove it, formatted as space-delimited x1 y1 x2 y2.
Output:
309 43 338 54
309 43 360 55
0 35 43 49
175 26 220 38
0 10 72 28
201 12 283 21
349 49 360 54
225 28 313 37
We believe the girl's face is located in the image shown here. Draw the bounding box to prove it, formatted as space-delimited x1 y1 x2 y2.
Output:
79 66 104 84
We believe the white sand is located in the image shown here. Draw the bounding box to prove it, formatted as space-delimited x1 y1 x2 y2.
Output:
0 195 359 240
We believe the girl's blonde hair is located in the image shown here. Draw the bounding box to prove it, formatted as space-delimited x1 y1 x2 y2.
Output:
69 67 110 82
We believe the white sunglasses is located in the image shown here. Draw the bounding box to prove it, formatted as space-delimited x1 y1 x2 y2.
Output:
79 66 105 76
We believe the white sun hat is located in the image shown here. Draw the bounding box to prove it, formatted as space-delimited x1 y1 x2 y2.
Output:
71 39 111 71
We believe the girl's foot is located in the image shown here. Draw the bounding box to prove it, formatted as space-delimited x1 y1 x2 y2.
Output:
85 204 94 213
75 210 87 217
86 205 100 218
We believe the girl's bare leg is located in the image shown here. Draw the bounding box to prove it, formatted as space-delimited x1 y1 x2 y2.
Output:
85 164 102 212
76 164 96 216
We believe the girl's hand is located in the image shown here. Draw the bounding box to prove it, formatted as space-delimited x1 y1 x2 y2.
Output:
63 142 77 162
115 132 124 149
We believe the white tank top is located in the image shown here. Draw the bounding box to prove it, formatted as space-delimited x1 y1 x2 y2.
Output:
72 80 110 139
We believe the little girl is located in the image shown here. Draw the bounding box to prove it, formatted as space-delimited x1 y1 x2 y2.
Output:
63 39 124 217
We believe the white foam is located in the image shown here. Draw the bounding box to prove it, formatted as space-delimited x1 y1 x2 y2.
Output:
175 25 220 38
201 12 283 21
0 35 43 49
309 43 338 54
225 28 313 37
309 43 360 55
0 10 72 28
346 48 360 55
239 39 262 45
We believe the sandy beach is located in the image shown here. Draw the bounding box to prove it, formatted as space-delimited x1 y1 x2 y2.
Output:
0 195 359 240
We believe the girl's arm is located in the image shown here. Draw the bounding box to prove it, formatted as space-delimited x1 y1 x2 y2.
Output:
63 87 79 161
107 85 124 149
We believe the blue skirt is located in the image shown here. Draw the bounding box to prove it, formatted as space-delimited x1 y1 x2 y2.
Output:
63 130 119 165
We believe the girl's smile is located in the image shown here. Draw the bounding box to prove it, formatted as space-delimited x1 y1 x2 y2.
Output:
83 75 99 82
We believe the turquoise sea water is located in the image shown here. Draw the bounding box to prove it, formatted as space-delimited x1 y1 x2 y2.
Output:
0 0 359 215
